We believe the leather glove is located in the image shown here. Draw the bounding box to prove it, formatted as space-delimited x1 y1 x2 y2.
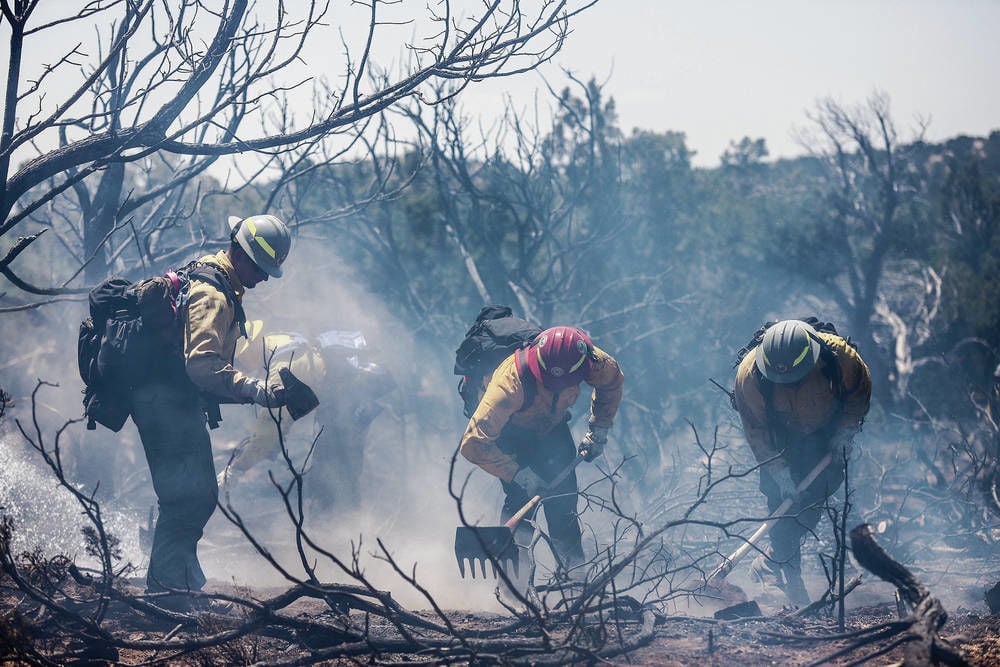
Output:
512 467 546 497
771 466 798 501
246 379 286 408
278 367 319 420
578 426 609 462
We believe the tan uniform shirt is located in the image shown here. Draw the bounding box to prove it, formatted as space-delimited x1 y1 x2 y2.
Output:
733 332 871 471
183 251 256 402
460 345 625 481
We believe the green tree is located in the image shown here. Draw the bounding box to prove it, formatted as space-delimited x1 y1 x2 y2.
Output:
934 136 1000 351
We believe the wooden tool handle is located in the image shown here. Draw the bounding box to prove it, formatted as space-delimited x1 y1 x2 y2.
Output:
706 451 834 583
504 495 542 529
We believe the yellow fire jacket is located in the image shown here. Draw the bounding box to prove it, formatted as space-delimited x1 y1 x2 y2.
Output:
460 345 624 481
232 332 326 471
183 251 258 403
733 332 871 471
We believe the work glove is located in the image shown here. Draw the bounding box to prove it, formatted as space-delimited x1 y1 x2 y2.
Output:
512 467 546 498
246 379 286 408
578 426 609 462
278 367 319 420
771 466 798 501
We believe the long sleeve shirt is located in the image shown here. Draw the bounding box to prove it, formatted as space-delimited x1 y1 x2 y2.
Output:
460 345 624 481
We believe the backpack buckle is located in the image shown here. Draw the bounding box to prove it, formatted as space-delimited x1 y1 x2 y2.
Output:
164 270 181 315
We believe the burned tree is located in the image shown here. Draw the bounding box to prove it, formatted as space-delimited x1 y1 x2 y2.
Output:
0 0 598 304
788 92 931 407
382 77 688 487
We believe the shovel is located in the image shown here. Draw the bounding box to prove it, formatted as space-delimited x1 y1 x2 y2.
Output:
703 451 834 598
455 452 586 579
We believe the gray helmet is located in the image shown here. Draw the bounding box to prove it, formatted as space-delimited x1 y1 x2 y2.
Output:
754 319 821 384
228 215 291 277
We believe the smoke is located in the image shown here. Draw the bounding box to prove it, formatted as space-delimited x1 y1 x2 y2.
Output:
190 238 518 610
0 234 515 610
2 210 996 617
0 299 150 570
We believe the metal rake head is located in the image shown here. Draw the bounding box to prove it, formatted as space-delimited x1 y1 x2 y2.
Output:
454 526 520 579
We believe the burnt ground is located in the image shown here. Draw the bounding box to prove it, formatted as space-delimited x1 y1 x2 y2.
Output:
4 572 999 666
4 503 999 665
624 607 1000 666
4 417 999 665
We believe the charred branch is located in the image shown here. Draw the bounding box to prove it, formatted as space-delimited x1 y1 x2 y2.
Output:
848 523 968 666
2 0 598 298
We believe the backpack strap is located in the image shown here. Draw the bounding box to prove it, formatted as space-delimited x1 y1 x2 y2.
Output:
818 345 845 402
184 262 247 337
164 270 182 315
515 348 538 412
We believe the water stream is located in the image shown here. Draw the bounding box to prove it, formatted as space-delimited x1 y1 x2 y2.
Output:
0 431 146 571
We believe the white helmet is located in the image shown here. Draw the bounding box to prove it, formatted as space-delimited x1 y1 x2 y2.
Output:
228 215 291 277
755 319 821 384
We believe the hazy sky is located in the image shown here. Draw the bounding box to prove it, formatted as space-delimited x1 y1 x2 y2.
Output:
7 1 997 171
455 0 1000 167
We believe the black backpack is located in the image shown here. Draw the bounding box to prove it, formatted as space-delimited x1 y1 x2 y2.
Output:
454 305 543 418
78 261 243 432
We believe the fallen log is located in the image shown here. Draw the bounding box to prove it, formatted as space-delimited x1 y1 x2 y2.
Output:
849 523 968 666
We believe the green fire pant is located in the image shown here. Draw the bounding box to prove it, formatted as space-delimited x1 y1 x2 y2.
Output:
498 420 584 569
759 434 845 568
131 382 218 592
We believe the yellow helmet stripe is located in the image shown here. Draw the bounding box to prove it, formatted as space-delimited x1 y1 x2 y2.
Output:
569 353 587 373
246 219 277 259
792 342 811 366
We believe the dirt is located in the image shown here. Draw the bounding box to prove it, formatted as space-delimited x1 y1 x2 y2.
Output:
7 575 999 666
626 606 999 666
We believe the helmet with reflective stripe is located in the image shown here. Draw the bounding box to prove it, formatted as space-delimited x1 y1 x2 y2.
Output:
524 326 594 391
755 319 821 384
228 215 291 278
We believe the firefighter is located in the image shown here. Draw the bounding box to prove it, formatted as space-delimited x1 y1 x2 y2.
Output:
733 319 871 606
221 326 394 511
130 214 292 607
460 326 624 575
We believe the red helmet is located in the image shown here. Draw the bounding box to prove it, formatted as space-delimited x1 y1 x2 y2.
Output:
524 326 594 391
